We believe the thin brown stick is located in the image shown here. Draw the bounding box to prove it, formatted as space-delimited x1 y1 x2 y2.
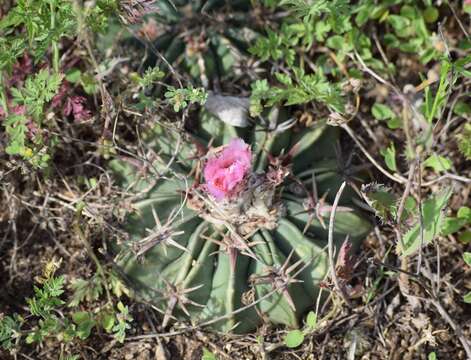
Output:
416 155 425 275
341 124 407 184
327 181 352 307
447 2 470 40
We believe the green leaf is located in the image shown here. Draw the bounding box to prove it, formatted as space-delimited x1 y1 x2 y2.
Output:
275 72 293 86
202 348 218 360
400 5 417 20
72 311 95 340
401 189 452 256
370 6 387 20
423 155 452 173
387 117 402 129
8 69 62 133
60 355 80 360
315 21 331 41
326 35 344 50
458 206 471 220
72 311 89 324
442 218 466 236
441 207 471 236
428 352 437 360
284 329 305 348
355 5 372 27
372 103 395 120
117 301 125 313
380 143 397 172
404 196 417 212
112 302 132 343
65 68 82 83
387 15 410 33
305 311 317 330
423 7 439 23
465 3 471 15
68 276 103 307
101 313 115 333
5 142 23 156
81 73 98 95
362 184 397 223
424 60 452 123
464 291 471 304
459 231 471 244
464 252 471 267
457 123 471 160
139 67 165 87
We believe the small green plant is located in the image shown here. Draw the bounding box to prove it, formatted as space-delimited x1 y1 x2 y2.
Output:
0 0 116 71
423 60 454 124
4 69 62 168
371 103 401 129
0 0 76 72
423 154 453 174
134 66 165 88
69 274 104 307
112 302 133 343
399 189 451 256
0 314 22 350
442 207 471 242
0 259 133 354
26 274 73 344
355 1 442 64
0 0 118 168
249 69 344 117
164 86 208 112
283 310 318 348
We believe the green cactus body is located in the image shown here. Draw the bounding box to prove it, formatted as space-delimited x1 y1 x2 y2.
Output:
110 111 371 333
136 0 255 84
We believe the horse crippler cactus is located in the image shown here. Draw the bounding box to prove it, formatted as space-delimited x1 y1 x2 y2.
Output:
110 112 371 333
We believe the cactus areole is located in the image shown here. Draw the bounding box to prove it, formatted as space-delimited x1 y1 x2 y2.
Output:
110 112 371 333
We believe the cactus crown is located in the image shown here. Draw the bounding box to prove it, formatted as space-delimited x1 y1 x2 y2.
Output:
110 110 371 333
136 0 254 84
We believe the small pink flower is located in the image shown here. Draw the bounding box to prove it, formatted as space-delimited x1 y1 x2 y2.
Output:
204 138 252 201
0 104 26 118
51 82 70 109
64 96 91 122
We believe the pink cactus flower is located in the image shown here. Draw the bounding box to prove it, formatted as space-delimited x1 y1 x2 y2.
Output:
204 138 252 201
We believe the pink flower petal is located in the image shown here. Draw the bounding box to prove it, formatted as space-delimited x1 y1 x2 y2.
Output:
203 138 252 200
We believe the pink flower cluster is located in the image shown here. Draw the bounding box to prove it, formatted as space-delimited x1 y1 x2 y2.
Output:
52 82 91 122
0 54 92 124
204 138 252 201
